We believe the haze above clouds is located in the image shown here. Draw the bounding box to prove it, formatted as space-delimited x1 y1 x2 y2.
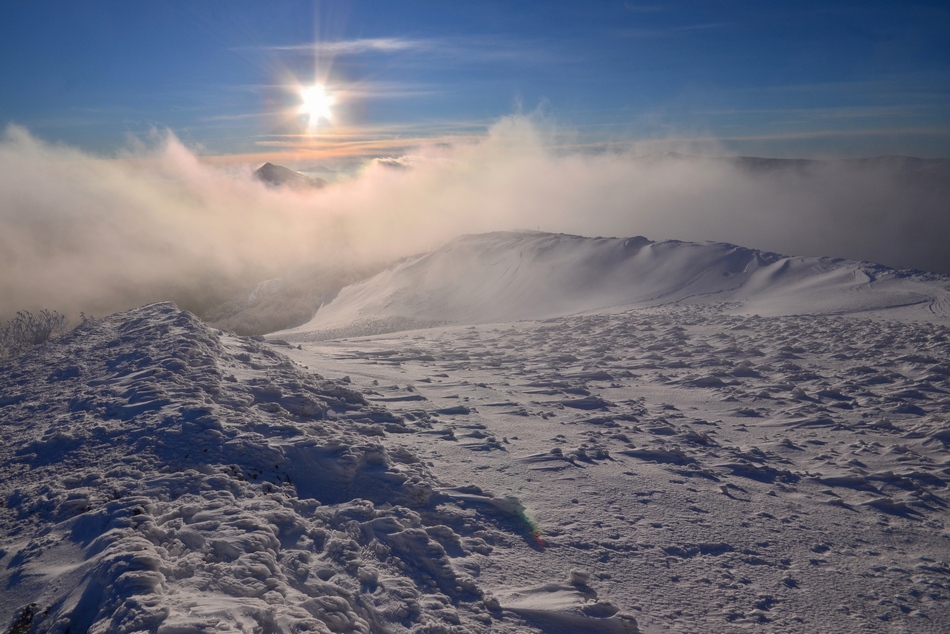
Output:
1 116 948 321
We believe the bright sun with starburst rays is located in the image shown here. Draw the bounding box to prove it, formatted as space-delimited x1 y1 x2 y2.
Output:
298 84 335 129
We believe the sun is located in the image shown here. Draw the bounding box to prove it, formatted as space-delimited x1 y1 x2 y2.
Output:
299 84 335 127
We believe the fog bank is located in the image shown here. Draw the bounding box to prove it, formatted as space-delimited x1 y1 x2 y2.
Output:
1 118 947 321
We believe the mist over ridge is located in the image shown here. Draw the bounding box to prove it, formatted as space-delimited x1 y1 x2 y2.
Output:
274 231 950 343
1 116 948 322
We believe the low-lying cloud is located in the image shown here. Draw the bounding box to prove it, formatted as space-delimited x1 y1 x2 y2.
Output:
1 117 947 322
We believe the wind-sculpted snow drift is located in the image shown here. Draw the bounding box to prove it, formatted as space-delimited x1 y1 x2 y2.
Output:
282 305 950 631
5 233 950 633
258 231 950 631
0 303 637 633
280 232 950 340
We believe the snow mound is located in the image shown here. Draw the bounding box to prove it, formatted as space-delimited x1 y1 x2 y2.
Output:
278 232 950 340
0 303 634 633
492 571 639 633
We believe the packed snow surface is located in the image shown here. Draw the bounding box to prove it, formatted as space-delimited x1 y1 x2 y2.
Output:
280 232 950 340
1 304 634 633
4 231 950 633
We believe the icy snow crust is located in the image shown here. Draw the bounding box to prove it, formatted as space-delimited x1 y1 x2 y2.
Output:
0 303 634 633
5 232 950 633
266 231 950 632
281 307 950 632
280 232 950 341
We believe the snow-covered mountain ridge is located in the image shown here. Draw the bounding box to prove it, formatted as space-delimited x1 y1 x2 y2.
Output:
279 232 950 341
0 303 635 633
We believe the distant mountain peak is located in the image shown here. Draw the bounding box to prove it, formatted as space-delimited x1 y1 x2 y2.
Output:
254 162 326 189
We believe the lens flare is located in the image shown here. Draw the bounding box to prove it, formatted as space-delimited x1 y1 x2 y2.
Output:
503 495 546 548
299 84 335 128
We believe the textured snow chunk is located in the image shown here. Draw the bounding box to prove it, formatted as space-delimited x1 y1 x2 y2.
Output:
495 580 638 633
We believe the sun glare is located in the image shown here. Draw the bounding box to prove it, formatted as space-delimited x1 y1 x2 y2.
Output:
299 84 335 128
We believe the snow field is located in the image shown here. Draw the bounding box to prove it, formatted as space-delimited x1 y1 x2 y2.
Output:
5 229 950 633
280 304 950 632
0 303 634 633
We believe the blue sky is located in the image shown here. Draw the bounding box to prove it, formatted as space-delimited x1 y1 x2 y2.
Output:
1 0 948 161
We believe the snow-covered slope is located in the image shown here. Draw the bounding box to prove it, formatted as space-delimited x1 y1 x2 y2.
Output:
5 238 950 632
202 262 385 336
0 303 636 633
281 303 950 632
278 232 950 341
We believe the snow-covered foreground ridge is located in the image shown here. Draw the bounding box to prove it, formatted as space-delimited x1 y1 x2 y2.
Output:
280 232 950 340
0 303 636 633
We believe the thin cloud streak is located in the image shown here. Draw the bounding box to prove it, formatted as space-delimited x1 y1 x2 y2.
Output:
696 105 939 121
199 112 274 123
256 117 494 138
226 118 498 161
249 135 483 161
263 37 427 55
225 124 950 163
257 35 575 65
335 83 448 101
712 127 950 141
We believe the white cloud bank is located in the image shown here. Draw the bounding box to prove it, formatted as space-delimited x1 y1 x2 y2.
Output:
1 117 947 320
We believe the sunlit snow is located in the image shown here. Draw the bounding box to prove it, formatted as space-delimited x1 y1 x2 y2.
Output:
2 232 950 632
